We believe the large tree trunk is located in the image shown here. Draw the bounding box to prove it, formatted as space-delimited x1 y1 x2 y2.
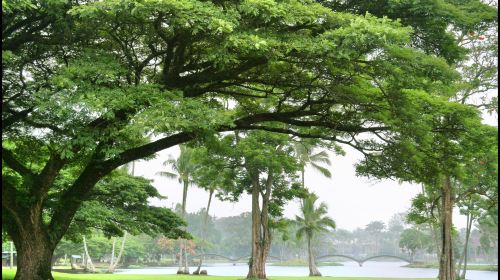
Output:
247 173 272 280
10 220 57 280
2 133 192 280
307 236 321 276
438 176 455 280
2 197 59 280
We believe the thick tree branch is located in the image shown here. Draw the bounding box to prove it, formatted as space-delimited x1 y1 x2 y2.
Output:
2 147 34 178
48 132 196 240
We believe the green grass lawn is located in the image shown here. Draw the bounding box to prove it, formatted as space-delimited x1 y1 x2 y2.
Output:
403 263 498 271
1 269 434 280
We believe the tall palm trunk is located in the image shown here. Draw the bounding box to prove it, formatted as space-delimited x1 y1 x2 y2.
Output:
438 176 455 280
194 188 214 274
307 235 321 276
177 238 183 273
83 236 95 272
178 180 189 274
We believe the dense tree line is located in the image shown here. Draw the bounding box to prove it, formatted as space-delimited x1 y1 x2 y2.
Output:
5 210 496 268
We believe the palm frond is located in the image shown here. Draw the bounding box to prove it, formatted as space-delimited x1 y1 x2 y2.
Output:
310 163 332 178
310 150 331 165
156 171 178 179
296 227 306 240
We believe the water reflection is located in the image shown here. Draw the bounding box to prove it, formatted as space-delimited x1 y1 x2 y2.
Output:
115 261 498 280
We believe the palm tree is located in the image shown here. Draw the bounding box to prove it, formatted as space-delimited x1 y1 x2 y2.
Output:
296 192 336 277
156 145 198 274
293 141 332 189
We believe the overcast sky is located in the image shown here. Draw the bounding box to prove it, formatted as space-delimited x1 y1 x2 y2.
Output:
135 144 471 231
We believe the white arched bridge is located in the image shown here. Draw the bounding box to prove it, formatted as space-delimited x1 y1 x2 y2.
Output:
189 253 281 265
315 254 413 266
189 253 412 266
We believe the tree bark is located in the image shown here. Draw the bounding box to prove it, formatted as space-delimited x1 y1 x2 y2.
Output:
247 173 272 280
307 236 322 276
11 223 56 280
2 190 58 280
438 176 455 280
83 236 95 273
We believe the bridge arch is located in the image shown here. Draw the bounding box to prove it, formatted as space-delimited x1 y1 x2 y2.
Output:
190 254 280 263
189 253 236 262
316 254 362 266
233 255 280 262
361 255 411 264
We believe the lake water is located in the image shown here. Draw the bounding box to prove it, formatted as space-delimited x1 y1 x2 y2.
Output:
115 261 498 280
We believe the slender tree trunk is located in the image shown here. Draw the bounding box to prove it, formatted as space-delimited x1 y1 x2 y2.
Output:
10 241 14 269
438 176 455 280
184 239 189 273
456 212 469 277
182 181 188 216
460 213 473 279
195 188 214 274
301 167 305 189
177 238 184 273
205 189 214 224
83 236 95 272
108 231 127 273
307 236 321 276
300 167 305 209
109 238 116 271
181 181 189 274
